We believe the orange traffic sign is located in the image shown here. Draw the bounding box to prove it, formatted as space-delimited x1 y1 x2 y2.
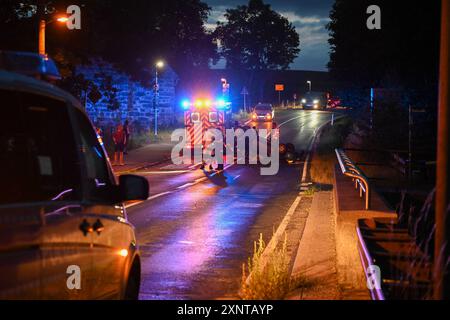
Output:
275 84 284 91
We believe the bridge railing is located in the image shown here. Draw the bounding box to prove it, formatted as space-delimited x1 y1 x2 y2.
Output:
335 148 371 210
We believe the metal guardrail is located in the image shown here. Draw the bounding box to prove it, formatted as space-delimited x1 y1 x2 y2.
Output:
335 148 371 210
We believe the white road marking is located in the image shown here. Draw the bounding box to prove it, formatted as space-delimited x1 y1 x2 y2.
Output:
301 137 315 184
177 182 196 189
140 170 191 174
124 191 174 209
178 240 194 245
125 163 235 209
188 163 202 169
278 114 308 127
147 191 173 201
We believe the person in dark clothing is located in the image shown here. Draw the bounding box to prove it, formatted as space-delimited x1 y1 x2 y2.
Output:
113 124 127 165
123 120 131 154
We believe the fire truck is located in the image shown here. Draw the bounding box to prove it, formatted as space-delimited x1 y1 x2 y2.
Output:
181 98 232 170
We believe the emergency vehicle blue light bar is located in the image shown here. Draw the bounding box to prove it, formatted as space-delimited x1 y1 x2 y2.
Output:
180 98 231 109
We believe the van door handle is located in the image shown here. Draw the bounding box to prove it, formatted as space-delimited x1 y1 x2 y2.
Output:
79 219 93 236
92 219 104 235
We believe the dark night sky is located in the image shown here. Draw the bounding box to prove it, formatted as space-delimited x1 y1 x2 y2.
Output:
205 0 334 71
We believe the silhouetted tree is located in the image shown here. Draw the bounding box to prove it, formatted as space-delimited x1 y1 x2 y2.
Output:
214 0 300 71
213 0 300 101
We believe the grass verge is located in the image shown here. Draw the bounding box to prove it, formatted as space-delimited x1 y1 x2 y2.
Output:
127 129 173 150
310 116 353 186
240 233 291 300
103 129 174 154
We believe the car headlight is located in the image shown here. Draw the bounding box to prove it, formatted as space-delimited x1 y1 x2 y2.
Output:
266 113 272 119
313 99 319 104
301 99 307 104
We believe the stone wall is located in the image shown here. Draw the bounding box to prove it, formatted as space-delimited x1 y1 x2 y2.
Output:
76 59 179 132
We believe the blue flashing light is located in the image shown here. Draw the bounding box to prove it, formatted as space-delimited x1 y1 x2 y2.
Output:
181 99 191 110
216 99 227 109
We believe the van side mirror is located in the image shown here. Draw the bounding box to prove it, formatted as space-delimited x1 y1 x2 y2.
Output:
119 174 149 201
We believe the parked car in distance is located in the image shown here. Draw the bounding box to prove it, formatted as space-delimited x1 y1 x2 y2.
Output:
0 65 149 300
251 103 274 122
300 91 328 110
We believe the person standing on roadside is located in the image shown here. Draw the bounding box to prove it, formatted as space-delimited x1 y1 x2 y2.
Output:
123 119 131 154
113 124 126 165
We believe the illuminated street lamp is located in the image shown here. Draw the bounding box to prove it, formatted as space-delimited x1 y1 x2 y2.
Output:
307 80 312 92
38 15 68 55
56 16 69 23
221 78 230 99
153 60 165 135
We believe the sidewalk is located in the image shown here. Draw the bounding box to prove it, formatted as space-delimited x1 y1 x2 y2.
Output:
287 191 340 299
110 143 174 174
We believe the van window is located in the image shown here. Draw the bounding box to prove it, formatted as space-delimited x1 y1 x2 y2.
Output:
0 90 81 204
73 109 114 202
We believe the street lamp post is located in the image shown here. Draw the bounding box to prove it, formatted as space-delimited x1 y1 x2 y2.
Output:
153 61 164 136
307 80 312 92
37 15 68 55
38 19 46 55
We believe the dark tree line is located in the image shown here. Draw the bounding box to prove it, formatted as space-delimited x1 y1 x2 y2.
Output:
327 0 441 156
0 0 217 82
327 0 441 92
0 0 301 104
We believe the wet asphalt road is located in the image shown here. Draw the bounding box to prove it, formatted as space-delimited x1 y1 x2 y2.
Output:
126 109 334 299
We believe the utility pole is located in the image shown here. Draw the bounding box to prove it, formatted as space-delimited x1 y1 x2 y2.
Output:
154 68 159 136
153 61 164 136
241 87 249 112
409 105 413 182
434 0 450 300
37 0 46 55
370 88 375 130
